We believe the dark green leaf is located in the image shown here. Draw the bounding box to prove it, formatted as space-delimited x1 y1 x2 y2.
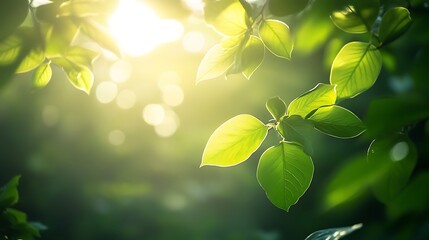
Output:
378 7 412 46
330 42 382 99
266 97 286 121
309 105 366 138
259 19 293 59
305 223 363 240
268 0 309 16
0 0 28 41
257 142 314 211
0 176 21 210
277 116 315 155
241 35 264 79
201 114 268 167
33 62 52 89
330 0 379 34
204 0 249 36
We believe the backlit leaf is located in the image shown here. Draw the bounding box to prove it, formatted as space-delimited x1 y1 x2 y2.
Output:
241 35 264 79
59 60 94 94
330 42 382 99
330 0 379 34
287 83 336 118
205 0 248 36
33 62 52 89
266 97 286 121
16 49 45 73
0 34 22 65
45 19 79 57
259 19 293 59
378 7 412 46
257 142 313 211
0 175 21 210
64 46 99 67
305 223 362 240
201 114 268 167
277 116 315 155
58 0 119 17
80 18 121 57
309 105 365 138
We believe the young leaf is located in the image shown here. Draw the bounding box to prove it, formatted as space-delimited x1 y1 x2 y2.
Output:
196 36 242 83
59 60 94 94
277 116 315 155
266 97 286 121
259 19 293 59
330 0 379 34
241 35 264 79
368 134 417 204
305 223 363 240
33 62 52 89
378 7 412 46
330 42 382 99
0 175 21 210
204 0 249 36
309 105 366 138
257 142 314 211
201 114 268 167
15 49 45 73
0 34 22 65
287 83 336 118
80 18 121 57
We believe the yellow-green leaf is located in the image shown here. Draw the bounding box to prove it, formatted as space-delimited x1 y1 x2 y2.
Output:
0 34 22 65
16 48 45 73
266 96 286 121
33 62 52 88
80 18 121 57
64 46 99 67
61 62 94 94
259 19 293 59
241 35 264 79
205 0 248 36
201 114 268 167
330 0 379 34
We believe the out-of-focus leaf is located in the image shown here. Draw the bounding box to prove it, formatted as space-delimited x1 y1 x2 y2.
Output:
64 46 99 67
16 49 45 73
58 0 119 17
35 1 61 23
268 0 309 16
309 105 366 138
33 62 52 88
4 208 41 237
330 42 382 99
266 97 286 121
0 34 23 65
257 142 313 211
305 223 363 240
201 114 268 167
80 18 121 57
204 0 249 36
0 176 21 210
259 19 293 59
197 36 242 83
288 83 336 118
378 7 412 46
239 0 266 19
277 116 315 155
368 134 417 204
45 18 79 57
241 35 264 79
330 0 379 34
0 0 28 41
364 95 429 137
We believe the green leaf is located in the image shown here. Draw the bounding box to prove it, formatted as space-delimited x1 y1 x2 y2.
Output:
0 175 21 210
277 116 315 155
0 34 23 65
201 114 268 167
378 7 412 46
57 60 94 94
33 62 52 89
196 36 242 83
45 19 79 57
330 42 382 99
259 19 293 59
257 142 314 211
64 46 99 67
330 0 379 34
287 83 336 118
266 97 286 121
58 0 119 17
80 18 121 57
368 134 417 204
16 49 45 73
305 223 363 240
0 0 28 41
204 0 249 36
241 35 264 79
309 105 366 138
268 0 309 17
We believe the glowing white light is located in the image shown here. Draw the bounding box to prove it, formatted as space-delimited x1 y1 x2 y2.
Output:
182 0 204 13
154 110 179 138
161 84 184 107
109 60 132 83
143 104 165 126
96 81 118 104
182 31 205 53
109 0 184 56
116 89 137 109
42 105 59 126
390 141 409 161
108 130 126 146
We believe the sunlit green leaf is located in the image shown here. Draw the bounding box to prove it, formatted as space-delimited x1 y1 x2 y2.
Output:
196 36 242 83
64 46 99 67
58 0 119 17
368 134 417 204
0 34 22 65
33 62 52 89
80 18 121 57
330 0 379 34
45 19 79 57
58 60 94 94
241 35 264 79
259 19 293 59
266 96 286 121
277 116 315 155
257 142 313 211
305 223 363 240
0 175 21 210
205 0 249 36
378 7 412 46
330 42 382 99
287 83 336 118
201 114 268 167
0 0 28 41
309 105 365 138
268 0 309 16
16 49 45 73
